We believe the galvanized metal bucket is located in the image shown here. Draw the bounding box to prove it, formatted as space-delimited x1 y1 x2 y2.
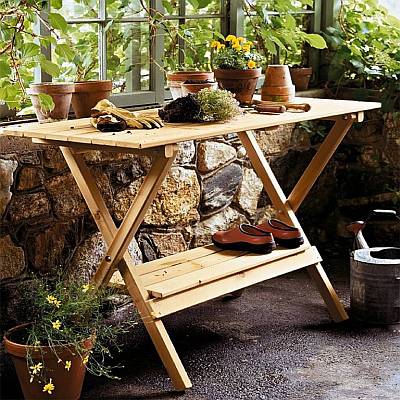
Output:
348 210 400 325
350 247 400 324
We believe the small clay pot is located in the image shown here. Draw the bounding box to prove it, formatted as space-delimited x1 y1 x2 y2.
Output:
72 80 113 118
214 68 261 105
27 83 75 123
181 81 218 96
261 65 295 102
4 323 93 400
290 67 313 91
167 71 214 99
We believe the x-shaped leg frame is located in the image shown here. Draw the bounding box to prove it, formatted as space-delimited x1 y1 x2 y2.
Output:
60 144 192 390
238 113 361 322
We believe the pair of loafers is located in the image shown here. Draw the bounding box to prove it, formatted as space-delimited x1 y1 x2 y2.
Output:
212 219 304 254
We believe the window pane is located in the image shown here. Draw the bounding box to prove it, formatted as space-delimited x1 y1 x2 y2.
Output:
107 0 150 19
53 24 100 81
57 0 99 20
186 0 221 15
107 23 150 92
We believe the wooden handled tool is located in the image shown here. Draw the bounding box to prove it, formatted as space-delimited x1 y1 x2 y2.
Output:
253 99 311 112
254 104 286 114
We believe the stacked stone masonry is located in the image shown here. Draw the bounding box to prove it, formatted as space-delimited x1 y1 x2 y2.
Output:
1 111 399 332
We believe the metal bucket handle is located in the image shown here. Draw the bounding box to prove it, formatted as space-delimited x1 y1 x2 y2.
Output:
346 209 400 250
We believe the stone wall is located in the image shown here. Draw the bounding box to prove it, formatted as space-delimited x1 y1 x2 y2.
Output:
1 110 399 332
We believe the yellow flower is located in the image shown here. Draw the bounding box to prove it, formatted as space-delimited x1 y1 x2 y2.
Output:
65 360 72 371
247 60 257 69
82 355 89 365
237 36 245 42
29 362 43 375
232 43 242 51
231 38 239 46
225 34 236 41
52 320 62 330
242 45 251 52
211 40 219 48
47 295 61 308
29 375 34 383
42 379 55 395
220 43 225 48
82 284 90 293
246 41 253 46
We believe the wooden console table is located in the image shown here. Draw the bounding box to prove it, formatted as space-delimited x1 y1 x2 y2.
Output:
1 98 380 390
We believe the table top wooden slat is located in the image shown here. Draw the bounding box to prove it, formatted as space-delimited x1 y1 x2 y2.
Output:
1 98 380 149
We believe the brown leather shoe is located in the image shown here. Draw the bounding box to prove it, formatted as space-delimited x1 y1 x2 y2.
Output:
212 224 276 254
257 219 304 248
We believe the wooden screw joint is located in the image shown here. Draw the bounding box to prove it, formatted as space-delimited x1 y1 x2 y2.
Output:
105 255 112 262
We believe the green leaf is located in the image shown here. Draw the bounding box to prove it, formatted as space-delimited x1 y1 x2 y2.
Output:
21 43 41 58
305 33 327 49
285 15 296 30
37 93 55 112
264 38 277 55
188 0 199 10
40 60 60 77
17 106 36 116
162 0 174 14
55 43 75 60
51 0 63 10
0 60 11 78
48 13 69 33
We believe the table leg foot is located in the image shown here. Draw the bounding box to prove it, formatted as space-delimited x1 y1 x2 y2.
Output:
145 319 192 390
307 263 349 322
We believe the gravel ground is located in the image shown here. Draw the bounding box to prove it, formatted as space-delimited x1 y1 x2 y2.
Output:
2 252 399 400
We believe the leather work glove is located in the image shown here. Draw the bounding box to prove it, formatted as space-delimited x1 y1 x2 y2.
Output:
90 99 164 132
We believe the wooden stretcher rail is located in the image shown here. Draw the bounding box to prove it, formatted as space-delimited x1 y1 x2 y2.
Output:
147 246 322 318
110 244 312 300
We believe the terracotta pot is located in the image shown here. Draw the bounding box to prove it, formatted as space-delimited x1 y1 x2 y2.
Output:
214 68 261 105
261 65 295 102
72 80 113 118
27 83 75 123
167 71 214 99
290 67 313 91
181 81 218 96
4 323 93 400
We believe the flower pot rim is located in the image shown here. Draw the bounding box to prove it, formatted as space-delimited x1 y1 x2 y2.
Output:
4 323 93 358
73 80 113 93
27 82 75 95
214 68 262 79
167 71 214 82
181 81 217 86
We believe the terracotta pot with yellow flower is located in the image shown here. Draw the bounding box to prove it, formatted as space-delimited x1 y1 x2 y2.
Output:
212 34 263 105
3 274 134 400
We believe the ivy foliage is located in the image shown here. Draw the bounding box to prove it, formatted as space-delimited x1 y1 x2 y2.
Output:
323 0 400 110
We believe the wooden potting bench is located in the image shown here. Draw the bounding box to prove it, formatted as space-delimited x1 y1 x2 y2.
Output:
1 97 380 390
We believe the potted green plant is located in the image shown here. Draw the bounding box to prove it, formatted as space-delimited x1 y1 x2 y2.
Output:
212 34 263 105
3 274 133 400
0 1 75 120
241 0 327 92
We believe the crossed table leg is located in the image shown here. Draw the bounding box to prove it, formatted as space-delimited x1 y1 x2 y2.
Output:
58 112 356 391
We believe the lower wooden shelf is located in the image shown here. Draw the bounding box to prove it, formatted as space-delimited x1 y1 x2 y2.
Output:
110 243 322 318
